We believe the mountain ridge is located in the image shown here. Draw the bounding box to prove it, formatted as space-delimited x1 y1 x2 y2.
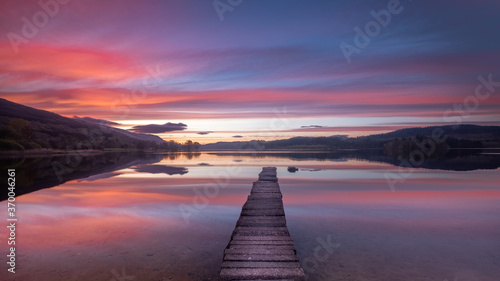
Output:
0 98 166 151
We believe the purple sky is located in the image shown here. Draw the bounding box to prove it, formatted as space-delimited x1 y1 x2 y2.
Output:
1 0 499 143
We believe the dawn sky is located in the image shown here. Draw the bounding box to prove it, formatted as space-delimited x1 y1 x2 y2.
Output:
1 0 499 143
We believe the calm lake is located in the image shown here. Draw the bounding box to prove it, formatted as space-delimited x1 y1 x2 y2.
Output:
1 151 500 281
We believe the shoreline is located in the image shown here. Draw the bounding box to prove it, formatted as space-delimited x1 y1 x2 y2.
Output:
0 149 106 157
0 149 201 158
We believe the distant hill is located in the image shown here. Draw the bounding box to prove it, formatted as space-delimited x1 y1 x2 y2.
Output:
0 98 170 151
361 125 500 141
202 125 500 155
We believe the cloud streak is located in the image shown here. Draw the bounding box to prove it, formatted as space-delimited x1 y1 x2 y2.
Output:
301 125 324 129
130 122 187 134
74 116 120 126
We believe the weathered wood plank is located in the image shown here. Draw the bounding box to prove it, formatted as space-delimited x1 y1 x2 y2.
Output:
236 221 286 226
236 222 287 227
232 230 290 237
248 193 283 199
251 188 281 193
242 203 284 208
240 209 285 216
237 218 286 222
223 254 299 262
224 248 296 255
221 261 301 268
237 216 286 222
231 235 294 241
242 205 284 211
228 245 297 251
220 268 305 280
229 240 295 246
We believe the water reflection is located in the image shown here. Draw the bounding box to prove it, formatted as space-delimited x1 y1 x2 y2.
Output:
210 149 500 171
134 165 188 175
78 172 123 182
1 151 499 280
1 150 499 201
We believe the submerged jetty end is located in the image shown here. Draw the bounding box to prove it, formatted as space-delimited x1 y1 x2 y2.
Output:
219 167 305 281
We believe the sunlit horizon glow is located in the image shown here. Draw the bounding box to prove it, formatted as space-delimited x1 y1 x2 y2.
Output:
1 0 499 144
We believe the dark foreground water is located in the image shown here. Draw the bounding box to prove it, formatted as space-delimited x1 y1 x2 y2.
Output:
1 151 499 281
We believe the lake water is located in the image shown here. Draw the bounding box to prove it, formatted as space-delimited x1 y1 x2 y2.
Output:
1 151 500 281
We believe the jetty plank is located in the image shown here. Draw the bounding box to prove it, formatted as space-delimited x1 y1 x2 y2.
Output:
219 167 305 281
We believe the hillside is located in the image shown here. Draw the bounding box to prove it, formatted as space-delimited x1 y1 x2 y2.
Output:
0 98 168 151
202 125 500 157
362 125 500 142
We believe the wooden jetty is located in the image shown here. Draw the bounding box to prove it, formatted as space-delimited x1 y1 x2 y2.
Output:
219 167 305 281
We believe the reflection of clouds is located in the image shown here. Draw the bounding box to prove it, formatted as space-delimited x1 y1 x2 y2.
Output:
134 165 188 175
300 168 322 172
19 209 184 250
20 175 250 212
78 172 122 182
233 160 243 162
0 152 165 201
